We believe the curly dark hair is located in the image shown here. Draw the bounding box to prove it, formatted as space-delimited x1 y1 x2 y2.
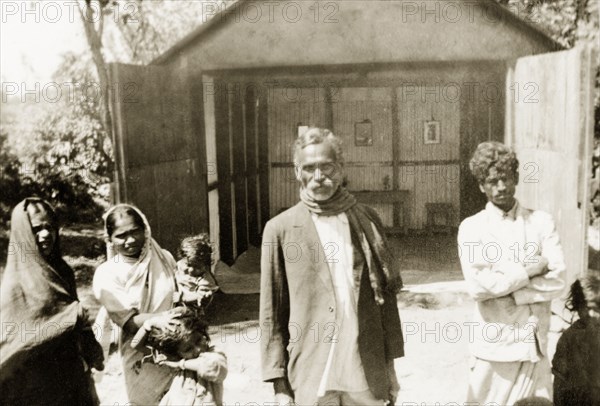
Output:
566 273 600 323
146 309 210 359
469 141 519 185
178 233 213 269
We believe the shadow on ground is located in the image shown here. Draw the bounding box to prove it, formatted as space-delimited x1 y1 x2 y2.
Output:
391 233 463 285
206 292 260 325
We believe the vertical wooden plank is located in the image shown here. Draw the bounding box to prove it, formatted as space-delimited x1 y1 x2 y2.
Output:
108 64 129 202
245 86 260 247
580 47 597 274
391 86 402 229
127 166 156 230
458 75 488 220
153 159 204 254
504 63 515 148
203 74 220 261
232 84 248 256
208 189 220 262
215 80 234 264
258 88 271 227
189 72 209 234
325 85 334 130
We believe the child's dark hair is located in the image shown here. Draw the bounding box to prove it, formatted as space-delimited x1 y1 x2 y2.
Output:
105 205 145 237
178 233 213 269
147 308 209 358
566 273 600 322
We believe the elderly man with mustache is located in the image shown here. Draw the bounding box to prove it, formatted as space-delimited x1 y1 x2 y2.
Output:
260 127 404 406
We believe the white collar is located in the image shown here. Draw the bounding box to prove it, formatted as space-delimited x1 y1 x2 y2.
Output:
486 200 519 221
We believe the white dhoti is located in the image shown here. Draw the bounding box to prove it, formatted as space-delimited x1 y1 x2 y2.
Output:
467 357 553 405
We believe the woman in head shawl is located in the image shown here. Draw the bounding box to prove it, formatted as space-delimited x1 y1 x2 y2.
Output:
93 204 181 404
0 197 103 405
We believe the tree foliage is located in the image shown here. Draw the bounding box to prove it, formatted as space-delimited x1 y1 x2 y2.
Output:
104 0 233 64
0 99 105 227
496 0 599 48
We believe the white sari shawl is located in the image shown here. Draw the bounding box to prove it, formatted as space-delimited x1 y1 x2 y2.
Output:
93 204 177 405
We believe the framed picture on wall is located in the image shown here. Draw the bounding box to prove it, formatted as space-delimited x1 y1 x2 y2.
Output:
424 120 441 144
355 119 373 146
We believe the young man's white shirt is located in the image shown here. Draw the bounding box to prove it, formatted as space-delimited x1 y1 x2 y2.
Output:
457 201 566 362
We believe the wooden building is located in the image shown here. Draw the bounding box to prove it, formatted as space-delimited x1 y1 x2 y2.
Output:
109 0 594 279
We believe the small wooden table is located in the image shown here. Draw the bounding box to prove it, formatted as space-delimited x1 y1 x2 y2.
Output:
351 190 410 234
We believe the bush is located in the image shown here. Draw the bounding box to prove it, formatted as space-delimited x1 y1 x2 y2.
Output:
0 131 104 228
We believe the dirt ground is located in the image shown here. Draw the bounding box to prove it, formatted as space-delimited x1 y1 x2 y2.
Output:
61 228 474 405
92 292 474 405
1 225 575 405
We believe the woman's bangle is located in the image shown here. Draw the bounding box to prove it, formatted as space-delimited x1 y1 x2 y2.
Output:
179 359 186 370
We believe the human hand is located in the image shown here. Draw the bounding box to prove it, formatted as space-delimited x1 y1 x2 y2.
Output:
197 286 214 302
157 359 182 369
145 307 185 331
524 255 549 278
180 290 200 303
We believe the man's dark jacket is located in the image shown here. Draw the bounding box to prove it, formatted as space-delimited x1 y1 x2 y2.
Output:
260 202 404 405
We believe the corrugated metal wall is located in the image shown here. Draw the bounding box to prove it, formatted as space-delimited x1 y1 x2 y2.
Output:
396 86 461 228
268 87 328 216
266 82 461 230
332 87 394 227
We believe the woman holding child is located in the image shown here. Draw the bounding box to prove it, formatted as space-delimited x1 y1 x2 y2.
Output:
93 204 182 404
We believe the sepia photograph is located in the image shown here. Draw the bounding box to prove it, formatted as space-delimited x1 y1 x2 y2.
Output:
1 1 599 405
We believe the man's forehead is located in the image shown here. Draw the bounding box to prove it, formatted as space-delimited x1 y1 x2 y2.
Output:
298 143 337 163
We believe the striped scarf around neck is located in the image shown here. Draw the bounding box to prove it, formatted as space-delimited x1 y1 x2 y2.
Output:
300 187 402 304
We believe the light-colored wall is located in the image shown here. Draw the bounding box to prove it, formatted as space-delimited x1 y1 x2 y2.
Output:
167 0 556 73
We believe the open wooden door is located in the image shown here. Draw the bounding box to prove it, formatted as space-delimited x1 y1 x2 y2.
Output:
211 78 268 264
505 46 595 285
109 63 208 254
